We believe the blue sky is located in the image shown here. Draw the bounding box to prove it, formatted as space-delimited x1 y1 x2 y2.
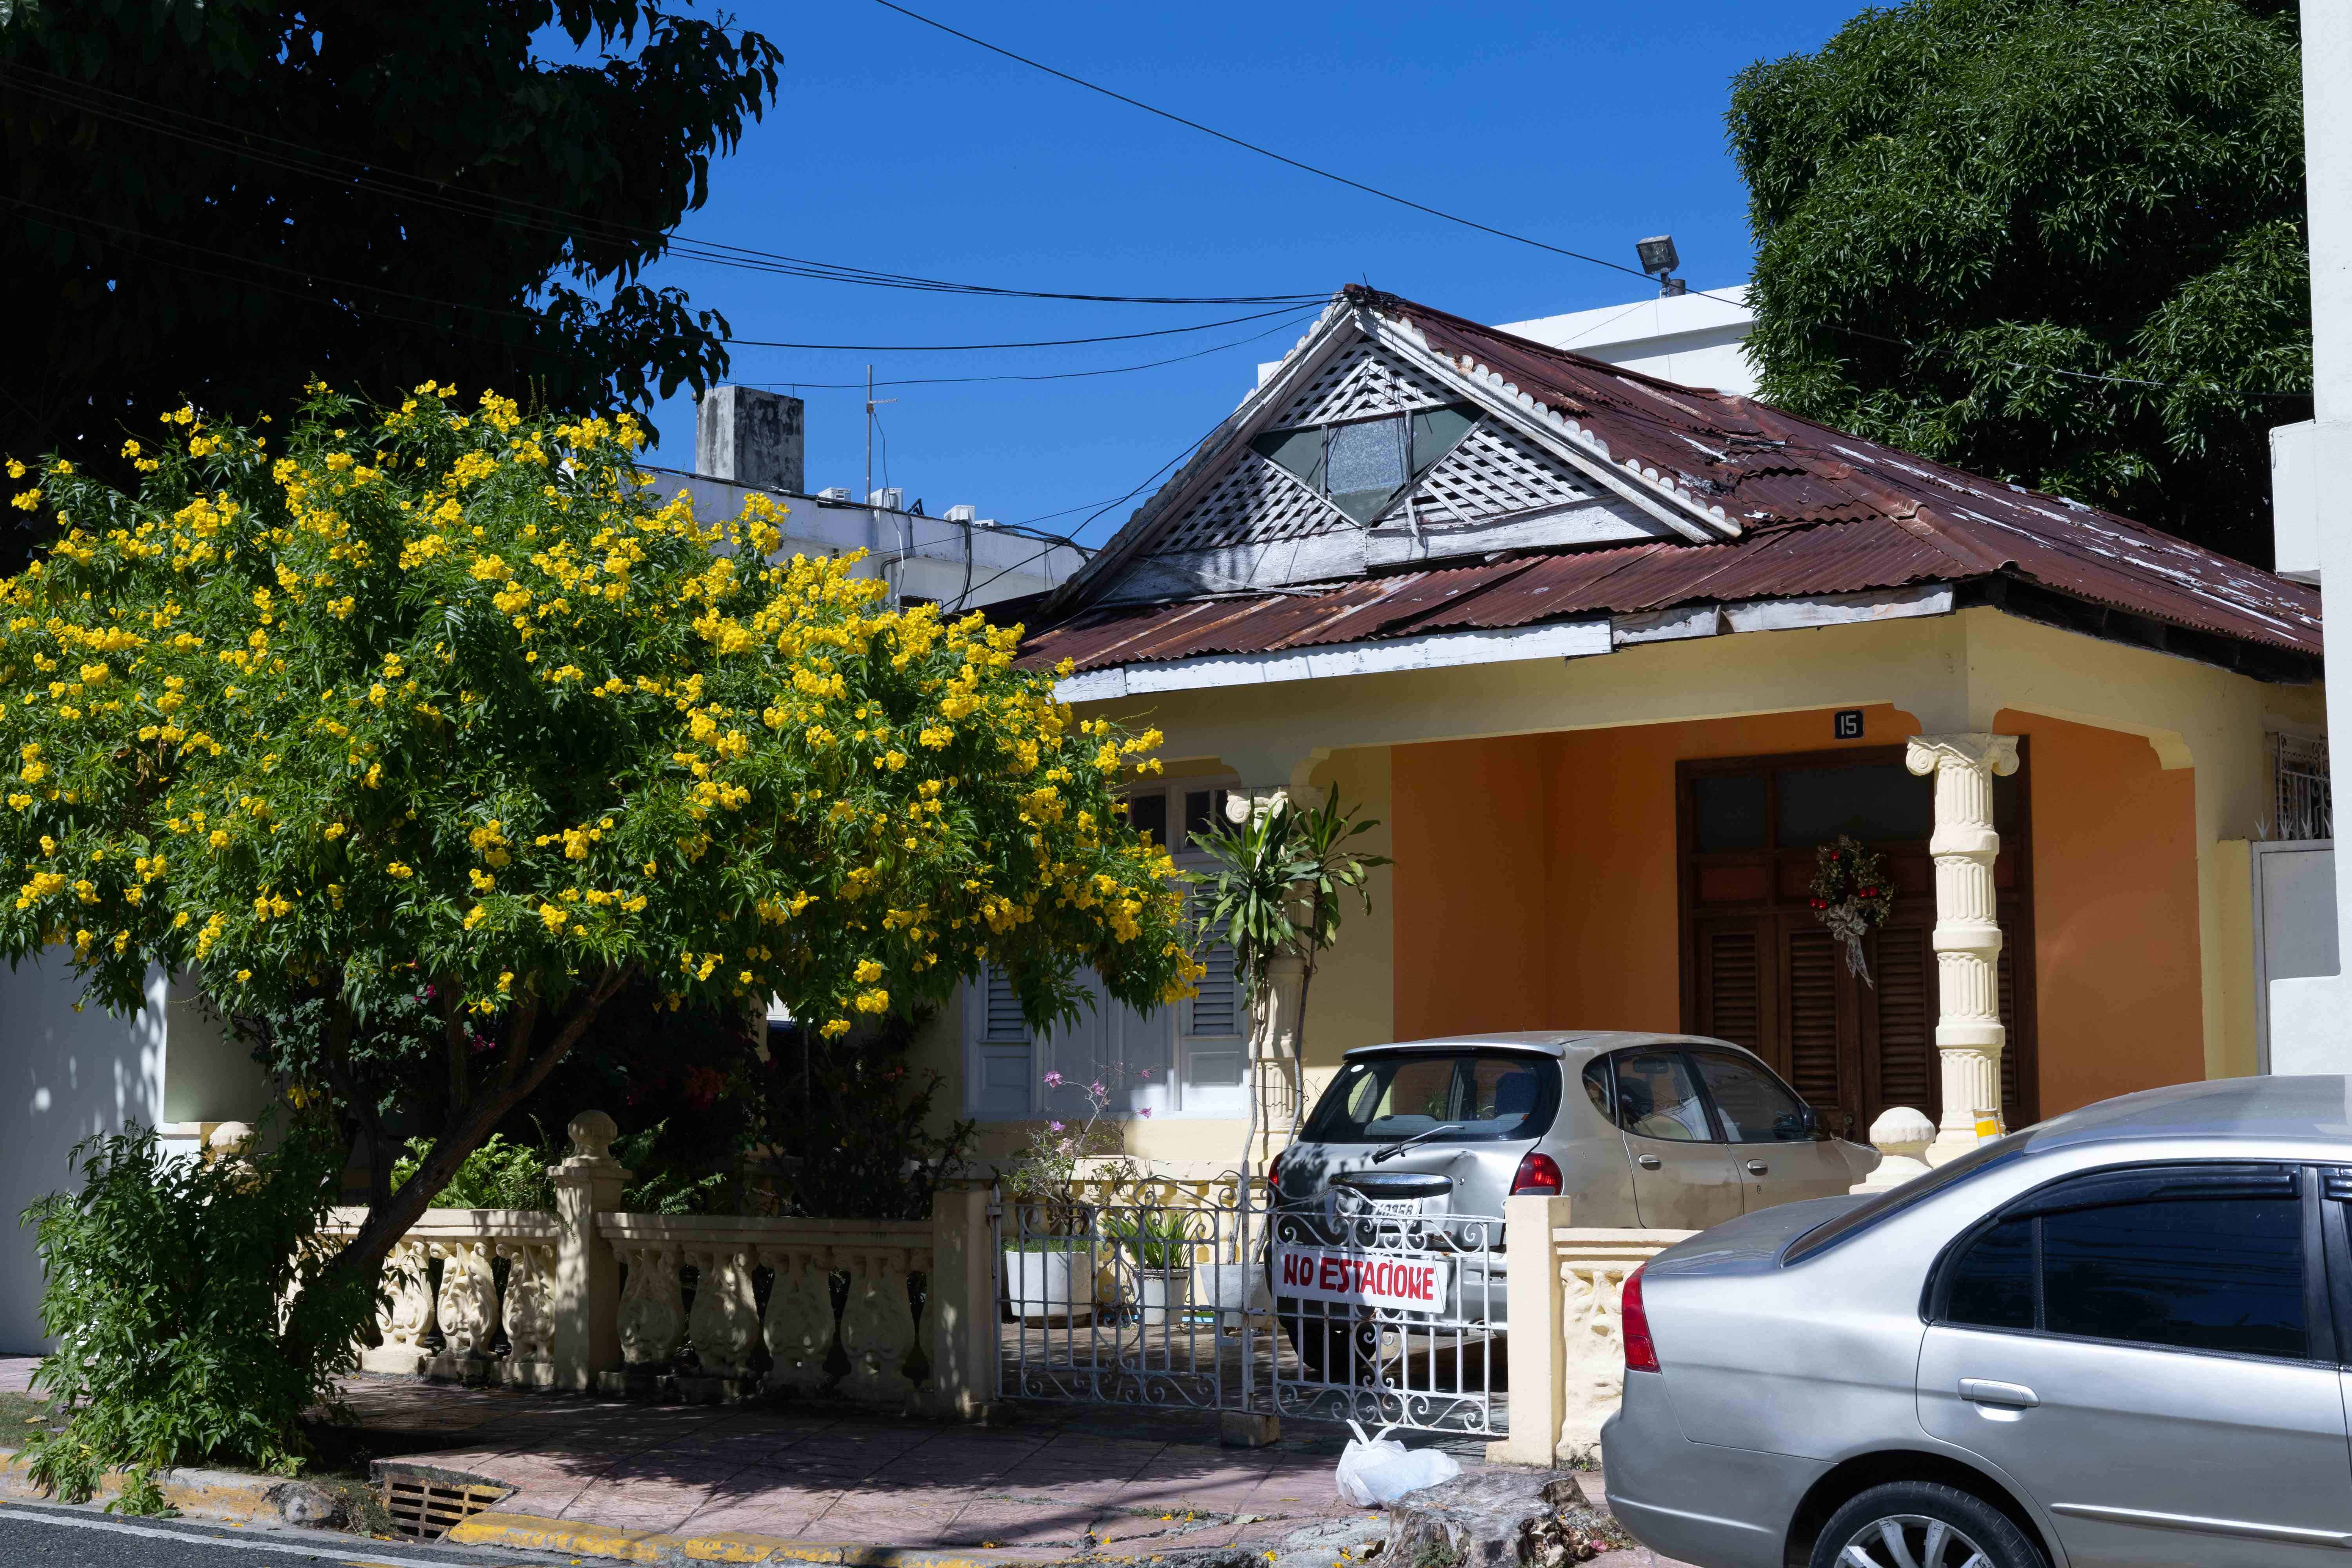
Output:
632 0 1864 548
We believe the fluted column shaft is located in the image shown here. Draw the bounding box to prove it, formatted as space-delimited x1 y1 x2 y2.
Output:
1906 734 2020 1165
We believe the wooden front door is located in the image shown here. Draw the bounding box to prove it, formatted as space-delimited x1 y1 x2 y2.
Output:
1677 747 2037 1139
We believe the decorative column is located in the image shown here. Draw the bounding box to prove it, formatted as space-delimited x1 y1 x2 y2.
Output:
547 1111 631 1390
1906 735 2020 1165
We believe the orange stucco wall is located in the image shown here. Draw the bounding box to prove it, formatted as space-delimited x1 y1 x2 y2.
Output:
1390 704 2205 1117
2008 710 2203 1114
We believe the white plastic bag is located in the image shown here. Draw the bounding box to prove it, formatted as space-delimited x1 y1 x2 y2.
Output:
1334 1421 1463 1507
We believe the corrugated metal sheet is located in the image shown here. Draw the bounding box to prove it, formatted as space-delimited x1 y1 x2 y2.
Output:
1018 288 2320 673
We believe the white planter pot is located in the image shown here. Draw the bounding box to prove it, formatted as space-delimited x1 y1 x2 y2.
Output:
1134 1267 1193 1328
1005 1248 1095 1323
1194 1261 1271 1328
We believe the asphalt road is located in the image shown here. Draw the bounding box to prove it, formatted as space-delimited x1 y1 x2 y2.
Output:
0 1502 548 1568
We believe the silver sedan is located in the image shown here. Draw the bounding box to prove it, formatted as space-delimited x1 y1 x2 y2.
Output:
1602 1074 2352 1568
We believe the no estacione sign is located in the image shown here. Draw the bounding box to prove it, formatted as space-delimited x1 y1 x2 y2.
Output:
1274 1246 1454 1311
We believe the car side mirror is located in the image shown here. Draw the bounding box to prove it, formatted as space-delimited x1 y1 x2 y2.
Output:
1777 1105 1823 1142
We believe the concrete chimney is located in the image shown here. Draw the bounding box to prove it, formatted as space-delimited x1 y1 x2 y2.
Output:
696 387 804 494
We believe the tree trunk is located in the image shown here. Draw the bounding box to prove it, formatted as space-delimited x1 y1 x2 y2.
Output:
323 968 631 1289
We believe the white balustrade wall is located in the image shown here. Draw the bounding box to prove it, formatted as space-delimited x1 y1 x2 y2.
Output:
326 1113 997 1416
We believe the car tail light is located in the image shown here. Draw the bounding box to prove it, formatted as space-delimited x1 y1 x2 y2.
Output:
1266 1154 1283 1195
1510 1151 1563 1195
1621 1264 1660 1373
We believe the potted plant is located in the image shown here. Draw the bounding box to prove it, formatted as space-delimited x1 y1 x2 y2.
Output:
1105 1209 1203 1327
1000 1071 1132 1323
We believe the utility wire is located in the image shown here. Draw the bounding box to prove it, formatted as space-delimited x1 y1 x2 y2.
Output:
866 0 1664 288
0 60 1320 308
751 307 1322 389
724 304 1318 352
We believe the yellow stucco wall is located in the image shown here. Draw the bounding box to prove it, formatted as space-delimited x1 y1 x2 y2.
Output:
926 605 2319 1163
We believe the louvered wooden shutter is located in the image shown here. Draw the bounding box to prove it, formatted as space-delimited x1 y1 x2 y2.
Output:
974 967 1034 1118
1188 944 1241 1037
1785 929 1843 1113
982 968 1029 1040
1871 925 1937 1125
1998 943 2021 1126
1698 927 1763 1053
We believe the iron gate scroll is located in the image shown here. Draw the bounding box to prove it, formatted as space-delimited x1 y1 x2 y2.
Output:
998 1189 1272 1412
1270 1196 1504 1436
991 1185 1506 1437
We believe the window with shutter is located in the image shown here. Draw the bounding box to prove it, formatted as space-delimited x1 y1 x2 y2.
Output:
1871 924 1936 1120
973 966 1034 1118
1784 929 1843 1113
1696 924 1764 1053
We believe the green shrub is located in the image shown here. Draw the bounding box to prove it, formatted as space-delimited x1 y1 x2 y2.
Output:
388 1131 555 1211
20 1120 375 1500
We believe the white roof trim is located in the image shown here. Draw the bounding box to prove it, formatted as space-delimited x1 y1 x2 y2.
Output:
1055 617 1613 700
1052 583 1955 702
1363 310 1740 544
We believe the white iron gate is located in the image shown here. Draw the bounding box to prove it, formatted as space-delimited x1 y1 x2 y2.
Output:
992 1186 1506 1436
1268 1192 1505 1436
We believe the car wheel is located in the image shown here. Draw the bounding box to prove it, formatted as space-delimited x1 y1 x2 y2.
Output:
1810 1482 2045 1568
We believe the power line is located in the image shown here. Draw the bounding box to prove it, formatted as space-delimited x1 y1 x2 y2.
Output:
750 306 1323 389
0 60 1322 309
725 304 1320 352
865 0 1664 288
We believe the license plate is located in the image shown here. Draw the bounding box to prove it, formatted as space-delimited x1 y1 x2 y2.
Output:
1370 1198 1421 1216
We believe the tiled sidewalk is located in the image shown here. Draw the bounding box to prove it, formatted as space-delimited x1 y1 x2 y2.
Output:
0 1357 1684 1564
336 1376 1389 1556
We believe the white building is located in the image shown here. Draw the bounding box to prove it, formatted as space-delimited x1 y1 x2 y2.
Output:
673 387 1087 610
1259 283 1759 399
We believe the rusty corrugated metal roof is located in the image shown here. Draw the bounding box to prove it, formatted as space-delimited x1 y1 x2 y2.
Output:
1018 288 2320 674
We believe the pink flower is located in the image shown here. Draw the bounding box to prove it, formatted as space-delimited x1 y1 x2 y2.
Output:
1140 1107 1154 1118
1049 1120 1066 1133
1042 1070 1064 1088
1138 1068 1153 1080
1089 1081 1106 1097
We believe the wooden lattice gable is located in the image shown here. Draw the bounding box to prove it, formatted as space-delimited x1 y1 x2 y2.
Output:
1064 298 1742 608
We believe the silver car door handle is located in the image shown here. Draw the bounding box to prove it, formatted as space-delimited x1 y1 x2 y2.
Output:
1744 1160 1769 1175
1958 1378 2038 1408
1636 1154 1663 1170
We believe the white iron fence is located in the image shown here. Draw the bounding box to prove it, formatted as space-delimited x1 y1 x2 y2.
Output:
994 1181 1507 1437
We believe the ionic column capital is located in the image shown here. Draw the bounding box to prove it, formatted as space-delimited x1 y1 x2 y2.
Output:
1905 733 2020 780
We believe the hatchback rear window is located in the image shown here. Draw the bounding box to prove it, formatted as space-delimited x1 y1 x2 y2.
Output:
1304 1051 1560 1144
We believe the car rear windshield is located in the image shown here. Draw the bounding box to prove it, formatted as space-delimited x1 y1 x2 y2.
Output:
1303 1051 1561 1145
1782 1129 2033 1265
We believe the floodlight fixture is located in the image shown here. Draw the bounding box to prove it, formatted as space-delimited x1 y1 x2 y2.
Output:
1635 234 1688 297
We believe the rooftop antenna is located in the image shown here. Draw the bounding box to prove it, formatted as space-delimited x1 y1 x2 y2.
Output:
1635 235 1688 298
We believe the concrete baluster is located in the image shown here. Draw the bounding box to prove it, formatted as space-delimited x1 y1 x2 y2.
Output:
548 1111 631 1390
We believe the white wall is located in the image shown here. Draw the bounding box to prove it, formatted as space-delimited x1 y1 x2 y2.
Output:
1491 286 1757 395
0 964 266 1352
652 473 1089 610
0 960 168 1352
1257 285 1760 399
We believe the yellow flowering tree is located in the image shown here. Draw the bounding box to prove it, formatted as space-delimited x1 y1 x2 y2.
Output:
0 384 1196 1281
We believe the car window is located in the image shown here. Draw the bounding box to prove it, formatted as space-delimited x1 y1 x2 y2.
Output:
1609 1052 1716 1144
1940 1169 2309 1361
1691 1051 1810 1143
1303 1051 1561 1145
2043 1196 2305 1358
1945 1216 2035 1330
1581 1059 1613 1120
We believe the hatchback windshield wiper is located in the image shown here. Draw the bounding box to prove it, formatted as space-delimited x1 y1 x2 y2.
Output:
1371 1123 1463 1163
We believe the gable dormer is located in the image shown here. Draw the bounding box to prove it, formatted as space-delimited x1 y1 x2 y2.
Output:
1085 303 1739 608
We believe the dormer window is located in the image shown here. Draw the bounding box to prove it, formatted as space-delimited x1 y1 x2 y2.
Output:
1251 404 1477 524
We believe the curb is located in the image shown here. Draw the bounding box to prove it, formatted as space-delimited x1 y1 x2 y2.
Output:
448 1511 1073 1566
0 1447 289 1525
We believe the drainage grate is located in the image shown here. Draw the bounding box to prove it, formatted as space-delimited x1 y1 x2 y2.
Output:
376 1465 511 1541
